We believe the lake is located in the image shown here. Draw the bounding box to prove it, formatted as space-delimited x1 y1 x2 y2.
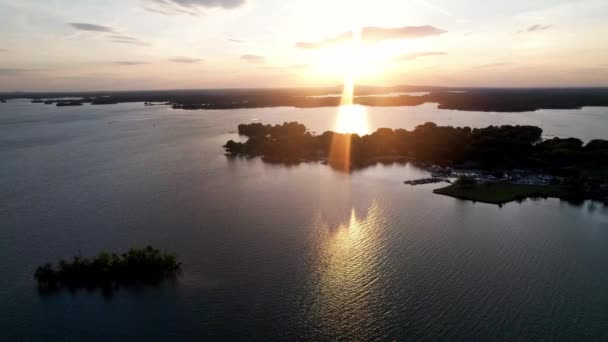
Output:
1 101 608 340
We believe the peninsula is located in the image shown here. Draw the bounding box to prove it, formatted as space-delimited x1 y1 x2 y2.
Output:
224 121 608 204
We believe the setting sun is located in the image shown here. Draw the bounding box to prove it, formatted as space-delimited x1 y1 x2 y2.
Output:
334 104 370 136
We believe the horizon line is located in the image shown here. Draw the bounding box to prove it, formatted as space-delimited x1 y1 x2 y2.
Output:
2 84 608 95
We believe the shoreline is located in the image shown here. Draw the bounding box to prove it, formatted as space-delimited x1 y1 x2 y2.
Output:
3 87 608 113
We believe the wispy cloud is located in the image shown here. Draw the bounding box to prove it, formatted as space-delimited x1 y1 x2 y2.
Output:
399 51 447 61
107 35 150 46
413 0 456 18
0 68 36 76
241 54 266 64
68 23 149 46
363 26 446 41
297 25 446 49
69 23 115 33
527 24 552 32
144 5 198 16
113 61 149 66
575 67 608 74
228 38 243 43
288 64 310 69
144 0 246 15
296 32 352 49
0 49 7 53
169 57 203 63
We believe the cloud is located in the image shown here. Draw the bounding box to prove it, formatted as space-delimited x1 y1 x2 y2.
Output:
296 32 352 49
0 68 36 76
288 64 310 69
69 23 115 33
167 0 245 9
107 35 150 46
362 26 446 41
169 57 202 63
113 61 149 66
143 5 198 15
68 23 149 46
144 0 246 15
399 51 447 61
0 49 7 53
575 67 608 74
527 24 552 32
413 0 455 17
228 38 243 43
241 54 266 63
297 25 446 49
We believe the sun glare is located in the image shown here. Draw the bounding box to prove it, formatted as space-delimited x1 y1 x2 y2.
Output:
329 29 371 136
335 104 369 136
309 28 394 81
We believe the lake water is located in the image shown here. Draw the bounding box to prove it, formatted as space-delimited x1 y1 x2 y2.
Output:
1 101 608 340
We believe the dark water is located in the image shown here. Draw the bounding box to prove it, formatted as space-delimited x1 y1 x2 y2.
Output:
1 101 608 341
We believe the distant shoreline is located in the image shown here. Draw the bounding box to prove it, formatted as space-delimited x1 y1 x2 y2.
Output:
2 86 608 113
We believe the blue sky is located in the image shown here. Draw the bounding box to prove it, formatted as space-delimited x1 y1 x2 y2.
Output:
0 0 607 91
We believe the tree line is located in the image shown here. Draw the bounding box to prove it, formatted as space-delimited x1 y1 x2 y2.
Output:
224 121 608 173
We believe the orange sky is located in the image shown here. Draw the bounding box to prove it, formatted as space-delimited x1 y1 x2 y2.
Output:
0 0 607 91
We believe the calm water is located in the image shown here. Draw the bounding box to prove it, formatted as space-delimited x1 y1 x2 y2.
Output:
1 101 608 341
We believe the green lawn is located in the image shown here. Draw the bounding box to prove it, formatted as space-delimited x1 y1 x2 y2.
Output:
433 182 565 205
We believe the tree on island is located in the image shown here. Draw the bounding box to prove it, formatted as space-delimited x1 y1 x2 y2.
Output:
34 246 181 292
224 121 608 171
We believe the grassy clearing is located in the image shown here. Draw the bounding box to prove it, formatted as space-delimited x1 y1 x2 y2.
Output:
433 182 565 205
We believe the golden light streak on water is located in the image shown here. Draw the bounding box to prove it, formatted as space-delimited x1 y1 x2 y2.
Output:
308 201 388 338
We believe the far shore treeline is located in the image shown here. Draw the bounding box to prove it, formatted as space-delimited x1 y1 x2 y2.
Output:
3 87 608 112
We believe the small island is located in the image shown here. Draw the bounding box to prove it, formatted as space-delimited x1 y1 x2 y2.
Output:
224 121 608 205
34 246 181 291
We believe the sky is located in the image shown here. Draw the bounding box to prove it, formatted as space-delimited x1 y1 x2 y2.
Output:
0 0 607 91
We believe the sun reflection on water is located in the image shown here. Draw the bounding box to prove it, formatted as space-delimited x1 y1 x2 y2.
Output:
306 201 388 338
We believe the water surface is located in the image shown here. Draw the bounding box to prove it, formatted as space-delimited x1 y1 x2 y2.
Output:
1 102 608 340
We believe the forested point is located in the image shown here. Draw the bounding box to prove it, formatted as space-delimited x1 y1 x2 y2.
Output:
224 121 608 170
225 121 608 203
